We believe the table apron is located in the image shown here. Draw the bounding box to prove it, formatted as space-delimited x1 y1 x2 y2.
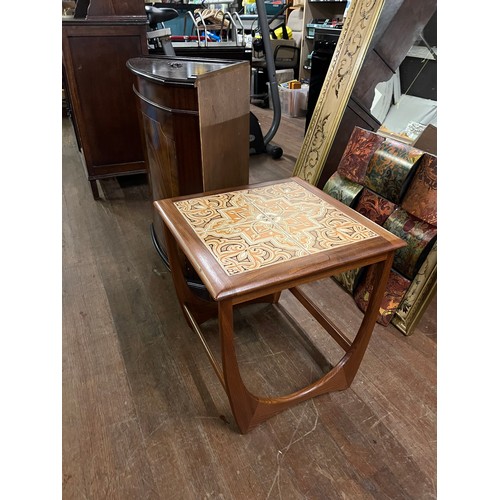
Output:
227 251 394 306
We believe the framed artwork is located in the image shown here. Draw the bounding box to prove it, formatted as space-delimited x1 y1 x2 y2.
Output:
293 0 386 185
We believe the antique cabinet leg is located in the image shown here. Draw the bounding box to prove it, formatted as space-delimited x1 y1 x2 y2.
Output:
90 179 99 200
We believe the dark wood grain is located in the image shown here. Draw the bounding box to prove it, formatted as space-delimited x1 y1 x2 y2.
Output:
86 0 148 20
128 57 250 257
63 102 436 497
62 19 149 198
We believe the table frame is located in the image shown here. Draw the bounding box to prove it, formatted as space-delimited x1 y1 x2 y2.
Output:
155 177 404 433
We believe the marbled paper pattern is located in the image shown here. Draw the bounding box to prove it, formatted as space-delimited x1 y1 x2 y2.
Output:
337 127 385 183
364 139 423 204
333 267 364 294
354 188 396 226
354 267 411 326
383 208 437 280
322 172 363 207
174 181 378 276
401 153 437 226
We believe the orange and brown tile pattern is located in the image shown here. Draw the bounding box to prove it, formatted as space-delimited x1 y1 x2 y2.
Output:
174 181 378 276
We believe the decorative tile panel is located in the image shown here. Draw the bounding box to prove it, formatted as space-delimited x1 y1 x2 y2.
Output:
174 181 378 276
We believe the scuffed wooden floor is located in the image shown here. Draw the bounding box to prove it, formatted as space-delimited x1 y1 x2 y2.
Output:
62 106 436 499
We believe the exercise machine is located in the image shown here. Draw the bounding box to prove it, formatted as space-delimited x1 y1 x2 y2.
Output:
146 2 283 159
145 5 179 55
248 0 284 159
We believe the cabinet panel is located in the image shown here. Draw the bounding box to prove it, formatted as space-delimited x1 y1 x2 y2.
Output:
86 0 148 19
68 34 145 168
62 20 149 197
137 97 204 200
128 56 250 257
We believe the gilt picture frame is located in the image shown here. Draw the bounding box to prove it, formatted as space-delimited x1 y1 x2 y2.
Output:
293 0 386 185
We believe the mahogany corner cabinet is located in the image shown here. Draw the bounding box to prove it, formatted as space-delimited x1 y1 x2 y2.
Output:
127 55 250 259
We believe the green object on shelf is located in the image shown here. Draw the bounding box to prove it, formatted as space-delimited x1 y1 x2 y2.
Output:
265 1 285 15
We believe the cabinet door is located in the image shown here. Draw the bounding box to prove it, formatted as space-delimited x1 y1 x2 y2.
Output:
136 100 204 200
86 0 148 18
134 85 203 257
63 24 148 178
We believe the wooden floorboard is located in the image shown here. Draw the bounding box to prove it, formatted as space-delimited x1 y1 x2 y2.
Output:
62 106 436 499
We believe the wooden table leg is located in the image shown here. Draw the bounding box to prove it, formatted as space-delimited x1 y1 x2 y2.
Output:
164 218 396 434
218 254 395 434
340 252 395 385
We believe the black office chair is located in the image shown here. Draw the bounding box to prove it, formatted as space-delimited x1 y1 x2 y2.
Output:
251 37 300 107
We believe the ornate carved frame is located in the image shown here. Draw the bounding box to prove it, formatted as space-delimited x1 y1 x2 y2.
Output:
391 242 437 336
293 0 386 185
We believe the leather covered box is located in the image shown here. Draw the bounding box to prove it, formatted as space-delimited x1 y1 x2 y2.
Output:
323 126 437 335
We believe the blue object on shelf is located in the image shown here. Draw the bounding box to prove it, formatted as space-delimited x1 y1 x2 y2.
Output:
202 31 221 42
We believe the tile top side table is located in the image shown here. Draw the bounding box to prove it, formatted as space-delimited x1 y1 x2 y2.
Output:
154 177 405 433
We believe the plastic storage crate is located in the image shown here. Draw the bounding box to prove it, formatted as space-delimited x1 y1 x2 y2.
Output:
269 84 309 117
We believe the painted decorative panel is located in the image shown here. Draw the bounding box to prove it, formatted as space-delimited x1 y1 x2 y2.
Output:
383 208 437 280
354 188 397 226
293 0 386 185
322 172 363 207
333 267 364 294
354 267 411 326
392 241 437 335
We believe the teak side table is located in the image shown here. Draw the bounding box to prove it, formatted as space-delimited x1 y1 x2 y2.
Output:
154 177 405 433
